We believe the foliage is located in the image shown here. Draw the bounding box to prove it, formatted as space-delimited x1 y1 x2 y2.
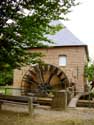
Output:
84 63 94 82
0 0 77 84
0 68 13 85
0 0 77 70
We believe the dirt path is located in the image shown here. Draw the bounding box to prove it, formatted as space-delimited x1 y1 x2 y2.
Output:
1 104 94 125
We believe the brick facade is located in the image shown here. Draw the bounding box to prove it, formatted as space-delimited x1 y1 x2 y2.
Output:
13 46 88 92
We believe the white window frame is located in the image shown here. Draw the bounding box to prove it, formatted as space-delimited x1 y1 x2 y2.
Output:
59 55 67 66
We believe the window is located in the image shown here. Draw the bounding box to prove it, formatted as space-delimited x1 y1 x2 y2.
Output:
59 55 67 66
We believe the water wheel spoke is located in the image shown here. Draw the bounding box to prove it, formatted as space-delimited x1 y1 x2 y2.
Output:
61 77 66 81
46 67 58 84
44 64 48 72
57 71 63 77
33 65 43 84
61 78 68 88
39 65 45 83
23 78 33 84
49 65 54 72
28 69 36 77
24 74 39 85
30 78 39 85
33 65 39 73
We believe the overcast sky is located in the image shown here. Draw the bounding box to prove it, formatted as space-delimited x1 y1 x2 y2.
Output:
63 0 94 60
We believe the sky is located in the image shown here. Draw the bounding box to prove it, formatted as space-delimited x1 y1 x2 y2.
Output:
63 0 94 60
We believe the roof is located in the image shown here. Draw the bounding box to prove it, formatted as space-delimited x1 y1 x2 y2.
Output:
32 20 89 60
45 22 89 60
46 27 86 47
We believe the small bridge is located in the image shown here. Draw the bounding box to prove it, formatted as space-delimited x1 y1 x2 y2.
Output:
68 94 82 108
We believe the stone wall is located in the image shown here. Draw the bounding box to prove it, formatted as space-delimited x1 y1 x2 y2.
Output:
13 46 88 92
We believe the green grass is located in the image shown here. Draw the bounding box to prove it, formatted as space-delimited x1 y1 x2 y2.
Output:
0 87 12 95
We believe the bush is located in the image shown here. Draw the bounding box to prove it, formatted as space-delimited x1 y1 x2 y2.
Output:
0 70 13 86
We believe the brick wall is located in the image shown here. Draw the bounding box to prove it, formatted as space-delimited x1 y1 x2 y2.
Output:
13 46 88 92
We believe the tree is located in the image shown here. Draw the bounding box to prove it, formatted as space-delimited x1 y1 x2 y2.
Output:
84 63 94 82
0 0 78 84
84 61 94 95
0 0 77 71
0 68 13 85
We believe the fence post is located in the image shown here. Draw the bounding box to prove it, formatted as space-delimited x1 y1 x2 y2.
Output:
28 97 33 116
12 88 21 96
88 91 91 108
5 87 7 95
0 103 2 109
51 90 67 110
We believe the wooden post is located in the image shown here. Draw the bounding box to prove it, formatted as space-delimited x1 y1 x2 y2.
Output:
51 90 67 110
28 97 33 116
0 103 2 110
5 87 7 95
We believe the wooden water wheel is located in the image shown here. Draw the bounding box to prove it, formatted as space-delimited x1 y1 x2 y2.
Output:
21 64 69 96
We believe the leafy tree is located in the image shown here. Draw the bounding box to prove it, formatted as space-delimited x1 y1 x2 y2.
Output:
0 69 13 85
84 62 94 95
84 63 94 82
0 0 77 84
0 0 77 70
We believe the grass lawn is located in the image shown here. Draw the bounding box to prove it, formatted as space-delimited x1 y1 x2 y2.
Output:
0 87 12 95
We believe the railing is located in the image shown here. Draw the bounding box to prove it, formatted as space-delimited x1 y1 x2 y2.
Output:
0 86 94 108
0 86 33 96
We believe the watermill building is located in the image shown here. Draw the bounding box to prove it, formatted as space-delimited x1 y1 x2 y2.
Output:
13 26 89 92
